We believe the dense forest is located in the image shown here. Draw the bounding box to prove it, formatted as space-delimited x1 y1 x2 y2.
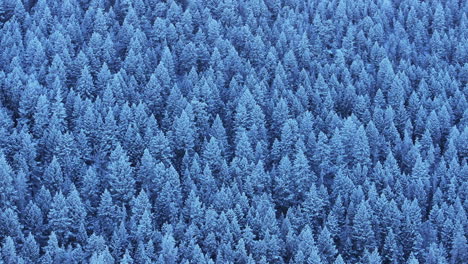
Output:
0 0 467 263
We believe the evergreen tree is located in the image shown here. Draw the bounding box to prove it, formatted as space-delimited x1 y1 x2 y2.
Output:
107 144 135 204
157 165 182 224
376 58 394 94
121 249 134 264
293 146 314 199
363 248 382 264
406 253 419 264
318 226 338 263
273 155 294 209
81 166 100 209
0 151 14 208
301 184 324 231
24 201 43 235
136 209 153 242
314 131 332 180
450 228 467 264
22 233 40 262
383 228 401 264
172 110 195 157
76 65 95 98
353 125 371 170
97 189 116 236
352 201 375 258
334 254 346 264
66 185 87 240
137 149 157 188
42 157 64 194
1 236 17 264
158 229 179 264
48 192 71 243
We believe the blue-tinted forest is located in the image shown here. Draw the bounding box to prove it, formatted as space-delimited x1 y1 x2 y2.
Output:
0 0 467 263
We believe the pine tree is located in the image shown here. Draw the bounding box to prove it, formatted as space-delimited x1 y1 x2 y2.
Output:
24 201 43 235
48 192 71 243
130 189 151 225
235 129 254 162
33 94 50 138
301 184 324 231
203 137 223 176
158 230 179 264
377 58 395 95
81 166 100 209
293 146 314 199
450 228 467 264
0 151 14 208
314 131 332 180
107 144 135 204
66 185 87 240
157 165 182 224
406 253 419 264
273 155 294 209
352 201 375 257
96 108 118 162
134 240 150 263
318 226 338 263
36 184 52 212
21 233 40 262
121 249 134 264
136 209 153 242
76 65 95 98
332 169 355 200
353 125 371 170
172 110 195 157
363 248 382 264
1 236 17 264
137 149 157 188
334 254 346 264
144 131 169 164
383 228 401 264
110 220 128 259
400 199 423 257
97 189 116 236
42 157 64 194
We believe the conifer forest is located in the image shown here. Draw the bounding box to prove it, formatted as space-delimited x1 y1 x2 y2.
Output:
0 0 467 263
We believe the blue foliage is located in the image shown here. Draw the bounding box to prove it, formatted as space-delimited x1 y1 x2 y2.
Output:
0 0 466 263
